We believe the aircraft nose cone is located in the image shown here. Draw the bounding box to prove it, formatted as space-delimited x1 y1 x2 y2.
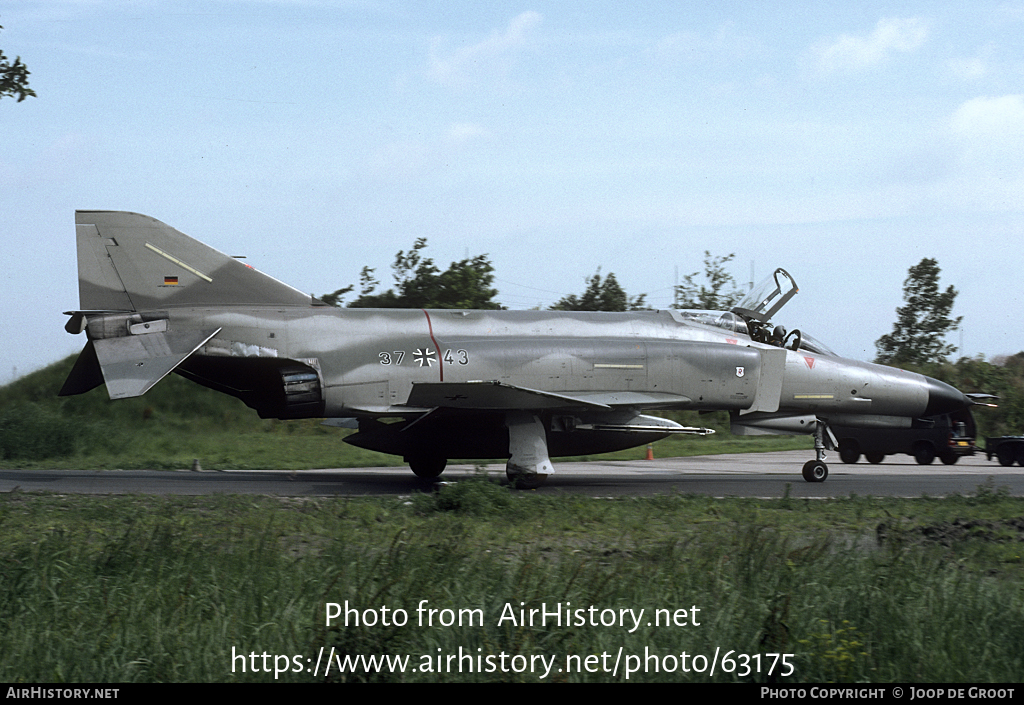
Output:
923 376 970 416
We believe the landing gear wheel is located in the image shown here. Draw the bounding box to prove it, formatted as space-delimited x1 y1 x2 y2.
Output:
865 452 885 464
409 456 446 479
802 460 828 483
506 469 548 489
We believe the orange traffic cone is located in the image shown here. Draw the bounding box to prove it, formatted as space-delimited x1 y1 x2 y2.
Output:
645 443 654 460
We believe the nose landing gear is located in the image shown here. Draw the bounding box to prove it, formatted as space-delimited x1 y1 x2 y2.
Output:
802 419 835 483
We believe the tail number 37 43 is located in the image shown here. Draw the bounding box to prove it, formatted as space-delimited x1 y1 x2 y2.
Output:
379 349 469 366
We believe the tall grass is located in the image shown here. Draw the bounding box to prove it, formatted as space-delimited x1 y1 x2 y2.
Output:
1 483 1022 682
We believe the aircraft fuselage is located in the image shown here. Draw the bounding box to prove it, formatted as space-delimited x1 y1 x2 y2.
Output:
62 210 972 483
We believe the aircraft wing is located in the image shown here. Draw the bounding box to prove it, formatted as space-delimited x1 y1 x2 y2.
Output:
403 380 691 411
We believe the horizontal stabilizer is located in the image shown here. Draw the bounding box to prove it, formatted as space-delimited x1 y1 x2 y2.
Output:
405 381 614 410
92 328 221 399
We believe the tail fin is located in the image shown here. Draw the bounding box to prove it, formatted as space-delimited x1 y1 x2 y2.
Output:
75 210 316 311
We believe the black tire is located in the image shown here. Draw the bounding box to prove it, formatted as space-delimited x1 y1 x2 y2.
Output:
409 456 446 479
838 441 860 464
802 460 828 483
997 446 1015 467
914 444 936 465
865 452 885 464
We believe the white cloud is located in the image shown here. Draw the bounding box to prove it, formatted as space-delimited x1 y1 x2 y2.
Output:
944 95 1024 210
950 94 1024 143
427 11 542 88
814 17 928 72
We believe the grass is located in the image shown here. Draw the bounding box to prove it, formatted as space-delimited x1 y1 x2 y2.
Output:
4 357 1021 683
1 481 1023 682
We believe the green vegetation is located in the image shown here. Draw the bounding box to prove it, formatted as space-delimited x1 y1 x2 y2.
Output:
1 23 36 103
875 258 961 366
675 251 744 310
549 268 648 312
1 483 1022 682
322 237 502 310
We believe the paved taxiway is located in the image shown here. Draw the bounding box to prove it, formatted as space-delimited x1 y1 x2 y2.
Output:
2 451 1023 497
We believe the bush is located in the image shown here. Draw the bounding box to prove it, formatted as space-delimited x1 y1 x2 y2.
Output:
0 403 80 460
416 474 519 517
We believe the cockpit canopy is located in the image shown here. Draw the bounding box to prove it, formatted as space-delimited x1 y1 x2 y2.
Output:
674 268 837 356
672 309 749 335
732 268 798 323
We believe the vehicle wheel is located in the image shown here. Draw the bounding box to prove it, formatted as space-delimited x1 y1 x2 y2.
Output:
997 446 1015 467
838 441 860 464
802 460 828 483
914 444 935 465
940 451 959 465
409 455 446 479
865 452 885 464
1016 446 1024 467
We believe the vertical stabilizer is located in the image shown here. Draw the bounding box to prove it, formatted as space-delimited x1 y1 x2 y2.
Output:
75 211 316 311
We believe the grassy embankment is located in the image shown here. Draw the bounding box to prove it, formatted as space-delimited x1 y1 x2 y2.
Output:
0 355 810 470
1 482 1022 682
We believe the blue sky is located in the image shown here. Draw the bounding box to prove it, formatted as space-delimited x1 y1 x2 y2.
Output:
2 1 1023 382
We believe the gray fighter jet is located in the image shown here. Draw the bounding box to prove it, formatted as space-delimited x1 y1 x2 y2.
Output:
59 211 974 486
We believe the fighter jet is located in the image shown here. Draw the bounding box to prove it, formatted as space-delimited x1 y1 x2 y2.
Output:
59 211 974 487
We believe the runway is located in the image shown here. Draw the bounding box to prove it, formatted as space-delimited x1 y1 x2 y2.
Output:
3 451 1023 498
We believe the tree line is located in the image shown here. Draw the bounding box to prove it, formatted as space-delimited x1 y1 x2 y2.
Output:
321 242 745 314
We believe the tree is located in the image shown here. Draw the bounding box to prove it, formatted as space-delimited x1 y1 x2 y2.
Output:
549 269 647 312
875 258 962 366
323 238 502 309
674 252 743 310
1 24 36 102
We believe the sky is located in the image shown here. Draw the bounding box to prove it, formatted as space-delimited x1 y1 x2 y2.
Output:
2 1 1024 383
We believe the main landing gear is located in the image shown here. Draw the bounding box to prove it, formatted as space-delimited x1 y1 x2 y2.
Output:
406 412 554 488
801 419 835 483
408 455 447 479
504 411 554 489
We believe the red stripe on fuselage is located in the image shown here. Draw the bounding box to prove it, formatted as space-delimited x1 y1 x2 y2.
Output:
421 309 443 382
